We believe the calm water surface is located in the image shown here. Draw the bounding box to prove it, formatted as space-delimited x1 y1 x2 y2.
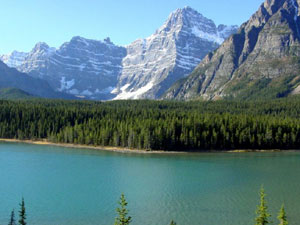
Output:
0 142 300 225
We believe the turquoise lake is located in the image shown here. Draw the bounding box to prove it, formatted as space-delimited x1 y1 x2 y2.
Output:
0 142 300 225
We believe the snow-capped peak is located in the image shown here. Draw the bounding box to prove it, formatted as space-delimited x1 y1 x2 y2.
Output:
0 51 29 68
156 6 236 45
113 6 238 100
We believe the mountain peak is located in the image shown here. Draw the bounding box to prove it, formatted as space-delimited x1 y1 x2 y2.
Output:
165 6 209 25
69 36 91 45
30 42 56 57
158 6 220 38
33 42 50 51
114 7 237 100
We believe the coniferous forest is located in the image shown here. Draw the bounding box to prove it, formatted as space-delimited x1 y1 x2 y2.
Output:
1 98 300 151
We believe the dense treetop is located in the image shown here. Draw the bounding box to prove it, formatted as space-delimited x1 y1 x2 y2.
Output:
1 97 300 151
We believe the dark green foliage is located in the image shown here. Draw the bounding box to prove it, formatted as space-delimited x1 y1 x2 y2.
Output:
114 194 131 225
2 98 300 151
169 220 177 225
255 187 271 225
278 205 288 225
18 198 26 225
8 209 15 225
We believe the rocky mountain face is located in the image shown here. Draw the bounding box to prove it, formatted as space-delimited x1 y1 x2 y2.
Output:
113 7 238 99
1 7 237 100
0 60 74 99
1 37 126 100
163 0 300 100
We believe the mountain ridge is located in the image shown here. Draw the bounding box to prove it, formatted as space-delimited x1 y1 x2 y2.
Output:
1 6 237 100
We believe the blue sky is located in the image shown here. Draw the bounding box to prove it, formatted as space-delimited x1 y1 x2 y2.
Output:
0 0 264 54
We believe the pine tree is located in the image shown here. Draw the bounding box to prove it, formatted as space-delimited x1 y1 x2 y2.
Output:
18 198 26 225
255 187 271 225
277 205 288 225
170 220 177 225
8 209 15 225
114 194 132 225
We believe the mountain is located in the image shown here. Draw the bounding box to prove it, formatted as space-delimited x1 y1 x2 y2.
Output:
163 0 300 100
1 37 127 100
1 7 237 100
0 60 74 99
112 7 238 99
0 51 29 68
0 88 34 100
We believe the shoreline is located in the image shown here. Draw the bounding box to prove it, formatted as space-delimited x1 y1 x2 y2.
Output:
0 138 296 154
0 138 183 154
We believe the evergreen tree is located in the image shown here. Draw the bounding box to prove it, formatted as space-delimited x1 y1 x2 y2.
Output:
8 209 15 225
114 194 132 225
255 187 271 225
18 198 26 225
277 205 288 225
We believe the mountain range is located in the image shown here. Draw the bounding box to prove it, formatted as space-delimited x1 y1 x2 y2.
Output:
2 0 299 101
0 7 237 100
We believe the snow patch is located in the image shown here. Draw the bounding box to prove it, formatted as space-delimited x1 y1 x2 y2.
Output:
95 86 115 94
69 89 79 95
81 90 93 96
59 77 75 91
192 27 224 44
114 81 154 100
291 0 300 36
218 25 238 38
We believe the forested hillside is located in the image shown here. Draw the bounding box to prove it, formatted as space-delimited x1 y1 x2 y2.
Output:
0 88 34 100
1 98 300 151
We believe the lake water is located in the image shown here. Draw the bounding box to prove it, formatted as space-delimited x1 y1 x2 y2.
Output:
0 142 300 225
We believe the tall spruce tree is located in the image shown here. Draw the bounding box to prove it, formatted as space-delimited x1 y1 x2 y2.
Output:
8 209 16 225
114 194 132 225
277 205 288 225
255 187 271 225
18 198 26 225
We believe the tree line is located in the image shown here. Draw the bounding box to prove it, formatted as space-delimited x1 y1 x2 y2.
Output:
1 98 300 151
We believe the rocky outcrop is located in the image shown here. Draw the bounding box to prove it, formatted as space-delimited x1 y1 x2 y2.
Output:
163 0 300 100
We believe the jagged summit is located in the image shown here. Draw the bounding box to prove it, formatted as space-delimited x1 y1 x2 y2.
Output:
33 42 51 50
163 0 300 101
65 36 118 49
158 6 238 44
113 7 238 99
